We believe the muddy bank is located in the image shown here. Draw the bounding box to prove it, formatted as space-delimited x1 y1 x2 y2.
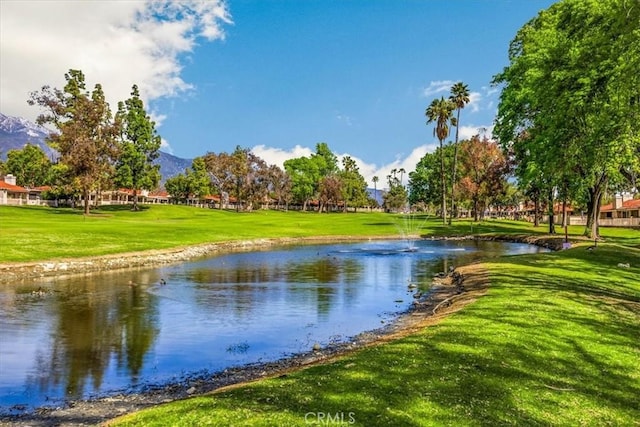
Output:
0 264 488 427
0 234 562 285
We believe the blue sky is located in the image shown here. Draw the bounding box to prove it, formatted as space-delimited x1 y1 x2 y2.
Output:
1 0 556 186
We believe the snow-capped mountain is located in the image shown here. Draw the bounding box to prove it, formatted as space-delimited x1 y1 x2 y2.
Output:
0 113 57 160
0 113 192 182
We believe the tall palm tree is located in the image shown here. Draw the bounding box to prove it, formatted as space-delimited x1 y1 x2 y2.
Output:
372 175 379 207
426 96 455 224
398 168 406 186
448 82 470 224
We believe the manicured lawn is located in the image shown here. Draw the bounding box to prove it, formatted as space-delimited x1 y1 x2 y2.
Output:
110 242 640 426
1 204 638 424
2 204 637 262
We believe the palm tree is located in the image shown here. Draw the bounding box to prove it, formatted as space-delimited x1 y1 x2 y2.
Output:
448 82 470 224
426 96 455 224
372 175 379 207
398 168 406 186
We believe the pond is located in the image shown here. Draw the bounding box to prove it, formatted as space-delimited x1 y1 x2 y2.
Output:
0 239 547 414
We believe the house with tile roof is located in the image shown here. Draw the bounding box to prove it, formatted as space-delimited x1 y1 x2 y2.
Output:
599 194 640 227
0 175 28 205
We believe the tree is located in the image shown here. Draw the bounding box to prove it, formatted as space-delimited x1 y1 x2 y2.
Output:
318 174 343 212
458 135 509 221
188 157 212 202
5 144 52 187
311 142 339 177
383 170 408 212
425 96 455 224
493 0 640 238
28 69 119 214
284 156 321 211
339 156 369 212
165 173 191 204
266 164 291 210
372 176 379 207
203 151 235 209
448 82 470 224
408 144 454 213
114 85 162 211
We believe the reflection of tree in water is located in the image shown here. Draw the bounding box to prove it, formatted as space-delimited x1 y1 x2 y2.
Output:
30 275 159 399
188 256 364 320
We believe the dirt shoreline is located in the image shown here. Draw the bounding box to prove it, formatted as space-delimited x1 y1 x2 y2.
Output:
1 263 488 427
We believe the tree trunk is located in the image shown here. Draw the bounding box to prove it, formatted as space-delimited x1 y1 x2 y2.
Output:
584 173 607 238
473 198 479 222
440 139 447 225
132 188 139 211
533 196 540 227
83 187 90 215
548 187 556 234
449 109 461 225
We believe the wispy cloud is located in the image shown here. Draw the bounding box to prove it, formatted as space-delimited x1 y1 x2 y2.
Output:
467 91 482 113
422 80 455 98
335 112 354 126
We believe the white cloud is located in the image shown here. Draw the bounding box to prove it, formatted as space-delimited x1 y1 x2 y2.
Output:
467 91 482 113
251 145 314 168
0 0 231 152
251 143 440 190
458 124 495 141
422 80 455 98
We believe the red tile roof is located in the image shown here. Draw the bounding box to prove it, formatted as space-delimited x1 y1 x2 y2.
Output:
0 180 28 193
601 198 640 211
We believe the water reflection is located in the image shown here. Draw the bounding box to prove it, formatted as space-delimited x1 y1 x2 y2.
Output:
0 239 546 413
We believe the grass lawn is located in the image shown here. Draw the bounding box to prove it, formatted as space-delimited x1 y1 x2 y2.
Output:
1 204 637 263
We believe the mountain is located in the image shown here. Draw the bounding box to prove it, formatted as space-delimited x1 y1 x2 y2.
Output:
0 113 192 183
0 113 57 160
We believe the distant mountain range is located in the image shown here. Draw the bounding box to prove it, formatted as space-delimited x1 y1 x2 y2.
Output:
0 113 192 183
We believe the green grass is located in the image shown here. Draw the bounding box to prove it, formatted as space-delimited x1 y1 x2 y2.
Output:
1 204 639 424
2 204 638 262
110 243 640 426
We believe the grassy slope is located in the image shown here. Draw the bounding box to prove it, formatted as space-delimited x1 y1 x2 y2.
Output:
111 243 640 426
3 204 637 263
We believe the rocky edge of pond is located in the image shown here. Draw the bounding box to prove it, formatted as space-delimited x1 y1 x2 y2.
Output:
0 234 567 285
0 234 564 426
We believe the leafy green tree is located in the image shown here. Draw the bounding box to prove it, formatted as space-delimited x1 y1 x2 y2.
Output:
28 69 119 214
311 142 339 177
493 0 640 237
408 144 454 212
165 173 190 203
114 85 162 211
448 82 470 223
189 157 212 201
5 143 52 187
339 156 369 212
425 97 455 224
284 156 320 211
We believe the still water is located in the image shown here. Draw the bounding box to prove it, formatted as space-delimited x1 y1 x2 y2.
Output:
0 239 545 413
